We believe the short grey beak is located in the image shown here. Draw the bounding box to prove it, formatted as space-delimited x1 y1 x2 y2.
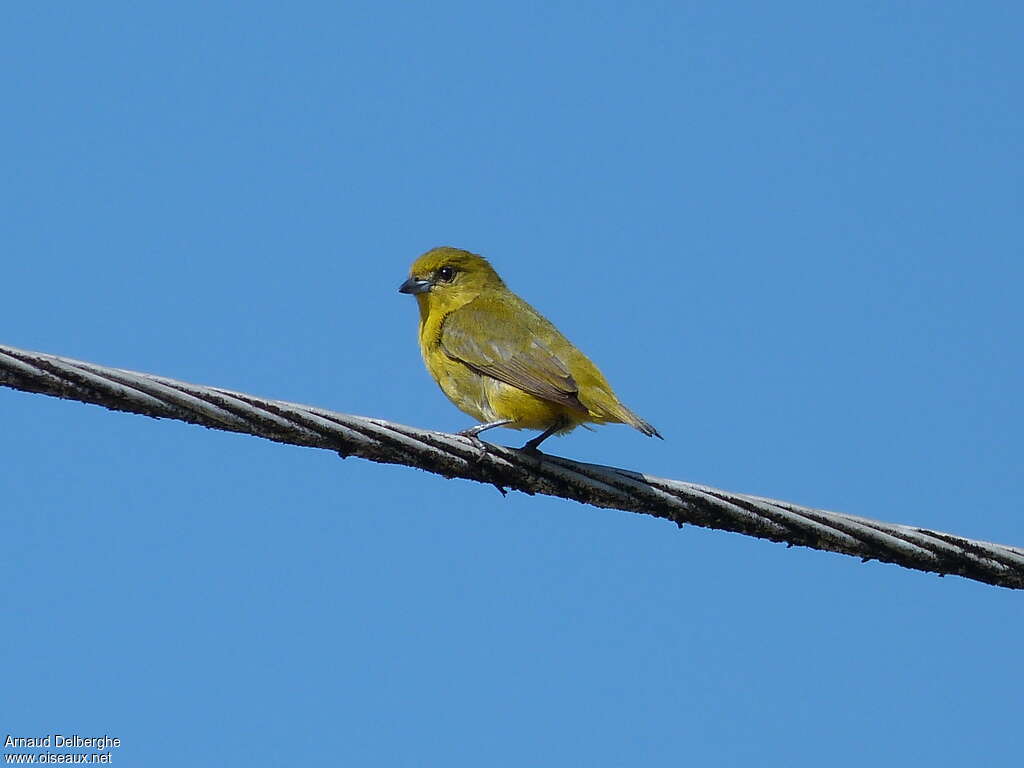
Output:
398 277 432 295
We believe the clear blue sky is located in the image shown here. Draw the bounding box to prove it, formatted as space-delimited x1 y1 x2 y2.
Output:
2 2 1022 765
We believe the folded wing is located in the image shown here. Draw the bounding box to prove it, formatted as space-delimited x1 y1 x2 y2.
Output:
440 295 588 413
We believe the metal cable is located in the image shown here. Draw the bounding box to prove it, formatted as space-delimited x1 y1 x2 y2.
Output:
2 342 1022 590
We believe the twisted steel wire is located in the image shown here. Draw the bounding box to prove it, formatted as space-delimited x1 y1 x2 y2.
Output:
2 342 1022 590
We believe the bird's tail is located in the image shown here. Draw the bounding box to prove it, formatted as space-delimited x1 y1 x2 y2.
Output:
582 385 663 439
618 404 663 440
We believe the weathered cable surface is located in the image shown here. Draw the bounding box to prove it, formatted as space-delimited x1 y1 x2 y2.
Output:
2 342 1021 590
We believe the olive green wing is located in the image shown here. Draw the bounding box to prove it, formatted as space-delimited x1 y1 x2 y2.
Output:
440 295 588 412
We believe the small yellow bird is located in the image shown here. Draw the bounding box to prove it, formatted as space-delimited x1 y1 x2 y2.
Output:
399 246 662 451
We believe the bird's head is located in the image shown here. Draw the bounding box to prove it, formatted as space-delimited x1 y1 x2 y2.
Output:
399 247 505 317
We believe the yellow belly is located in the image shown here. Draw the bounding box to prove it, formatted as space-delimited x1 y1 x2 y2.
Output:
424 349 581 432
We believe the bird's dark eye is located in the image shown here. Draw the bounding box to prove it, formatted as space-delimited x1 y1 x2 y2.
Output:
437 266 456 283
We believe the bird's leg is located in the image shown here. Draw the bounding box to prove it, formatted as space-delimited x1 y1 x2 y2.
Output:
459 419 513 438
522 417 567 452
